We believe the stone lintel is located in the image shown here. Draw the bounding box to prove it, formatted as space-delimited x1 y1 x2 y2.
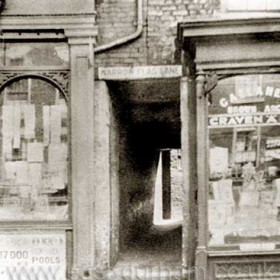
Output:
0 14 98 43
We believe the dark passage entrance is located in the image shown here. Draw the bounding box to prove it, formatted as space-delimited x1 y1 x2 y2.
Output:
109 80 182 278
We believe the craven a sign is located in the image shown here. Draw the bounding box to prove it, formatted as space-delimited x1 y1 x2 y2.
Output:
209 74 280 128
209 113 280 127
98 65 182 80
0 232 66 280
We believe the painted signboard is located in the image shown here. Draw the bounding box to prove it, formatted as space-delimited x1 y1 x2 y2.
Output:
209 75 280 128
98 65 182 80
0 232 66 280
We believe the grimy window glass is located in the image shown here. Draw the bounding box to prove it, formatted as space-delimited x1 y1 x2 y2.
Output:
208 74 280 250
0 78 68 220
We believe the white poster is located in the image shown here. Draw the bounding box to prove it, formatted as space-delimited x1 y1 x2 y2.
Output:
0 232 66 280
210 147 229 174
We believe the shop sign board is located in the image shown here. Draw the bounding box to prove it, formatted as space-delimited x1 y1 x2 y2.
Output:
209 75 280 128
0 232 66 280
209 113 280 127
98 65 182 80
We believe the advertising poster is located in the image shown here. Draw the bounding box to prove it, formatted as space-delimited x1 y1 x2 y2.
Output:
0 232 66 280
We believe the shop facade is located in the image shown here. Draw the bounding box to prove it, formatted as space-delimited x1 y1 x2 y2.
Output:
178 17 280 280
0 2 98 279
3 0 280 280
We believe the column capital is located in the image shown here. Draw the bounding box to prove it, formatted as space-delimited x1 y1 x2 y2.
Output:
65 28 98 46
196 71 218 99
196 71 207 83
183 76 196 83
64 15 98 45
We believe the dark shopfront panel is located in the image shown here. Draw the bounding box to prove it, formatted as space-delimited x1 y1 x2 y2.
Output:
178 17 280 280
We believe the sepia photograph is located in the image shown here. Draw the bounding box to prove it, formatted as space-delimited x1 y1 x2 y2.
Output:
1 0 280 279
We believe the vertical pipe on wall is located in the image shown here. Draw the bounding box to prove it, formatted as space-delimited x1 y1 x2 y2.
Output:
94 0 143 53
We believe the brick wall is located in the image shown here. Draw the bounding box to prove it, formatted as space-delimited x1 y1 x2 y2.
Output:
95 0 220 67
95 0 148 67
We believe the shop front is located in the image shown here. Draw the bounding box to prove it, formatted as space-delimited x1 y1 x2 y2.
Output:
178 18 280 280
0 13 97 280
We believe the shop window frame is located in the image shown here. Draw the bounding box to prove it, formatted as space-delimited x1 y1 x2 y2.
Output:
206 73 280 252
0 72 72 280
0 72 72 227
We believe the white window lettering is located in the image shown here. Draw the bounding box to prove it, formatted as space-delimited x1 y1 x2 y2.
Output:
253 115 263 124
219 117 228 126
227 117 238 126
267 115 278 123
236 116 245 124
244 116 253 124
220 98 229 108
209 117 219 126
275 88 280 98
265 86 274 97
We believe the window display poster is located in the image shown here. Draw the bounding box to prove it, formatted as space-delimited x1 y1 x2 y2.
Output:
24 104 35 140
210 147 229 174
0 232 66 280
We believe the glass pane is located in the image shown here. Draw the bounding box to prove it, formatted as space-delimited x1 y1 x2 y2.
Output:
227 0 248 10
248 0 266 10
267 0 280 10
4 43 69 67
208 74 280 249
0 78 69 220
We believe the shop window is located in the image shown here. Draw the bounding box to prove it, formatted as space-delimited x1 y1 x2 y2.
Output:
0 78 69 220
223 0 280 12
208 74 280 249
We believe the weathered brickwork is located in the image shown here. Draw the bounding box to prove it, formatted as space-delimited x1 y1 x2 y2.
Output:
95 0 220 67
95 0 148 67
